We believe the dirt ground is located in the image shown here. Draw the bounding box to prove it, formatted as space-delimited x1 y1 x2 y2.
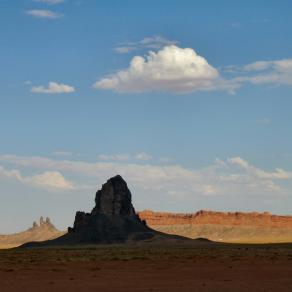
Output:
1 243 292 292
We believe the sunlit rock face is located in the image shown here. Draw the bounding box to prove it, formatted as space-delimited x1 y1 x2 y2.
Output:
138 210 292 243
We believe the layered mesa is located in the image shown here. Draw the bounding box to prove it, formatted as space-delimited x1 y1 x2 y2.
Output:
138 210 292 243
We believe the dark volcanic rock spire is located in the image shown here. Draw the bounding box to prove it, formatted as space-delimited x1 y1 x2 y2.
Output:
65 175 155 244
92 175 135 216
23 175 187 247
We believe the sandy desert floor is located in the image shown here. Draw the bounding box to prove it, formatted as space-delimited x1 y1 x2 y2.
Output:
1 242 292 292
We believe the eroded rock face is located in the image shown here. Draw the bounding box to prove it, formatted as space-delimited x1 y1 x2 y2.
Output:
30 217 55 230
92 175 135 216
66 175 154 244
138 210 292 243
138 210 292 228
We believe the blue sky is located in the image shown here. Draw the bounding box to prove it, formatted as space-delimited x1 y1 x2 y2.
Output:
1 0 292 232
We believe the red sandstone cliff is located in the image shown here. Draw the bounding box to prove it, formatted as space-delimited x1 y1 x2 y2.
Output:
138 210 292 228
138 210 292 243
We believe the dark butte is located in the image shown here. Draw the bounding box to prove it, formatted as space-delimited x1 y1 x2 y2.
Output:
23 175 187 247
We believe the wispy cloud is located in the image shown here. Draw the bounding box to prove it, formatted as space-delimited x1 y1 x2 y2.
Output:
0 154 291 200
230 19 270 29
114 36 178 54
97 153 153 162
98 154 130 161
257 118 271 125
0 166 75 191
224 59 292 86
31 82 75 94
240 59 292 86
26 9 63 19
134 152 153 161
23 80 32 86
228 157 292 180
33 0 65 4
52 151 73 157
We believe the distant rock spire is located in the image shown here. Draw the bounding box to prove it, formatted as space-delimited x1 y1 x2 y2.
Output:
45 217 51 224
40 216 45 225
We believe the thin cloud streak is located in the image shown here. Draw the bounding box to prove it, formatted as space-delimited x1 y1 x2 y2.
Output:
114 36 178 54
26 9 63 19
33 0 65 4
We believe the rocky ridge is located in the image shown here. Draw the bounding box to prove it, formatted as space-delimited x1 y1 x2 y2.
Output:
138 210 292 243
138 210 292 228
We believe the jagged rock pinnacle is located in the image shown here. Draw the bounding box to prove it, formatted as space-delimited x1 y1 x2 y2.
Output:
92 175 136 216
64 175 157 243
24 175 187 246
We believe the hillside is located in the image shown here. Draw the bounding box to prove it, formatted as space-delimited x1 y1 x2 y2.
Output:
0 217 65 249
138 210 292 243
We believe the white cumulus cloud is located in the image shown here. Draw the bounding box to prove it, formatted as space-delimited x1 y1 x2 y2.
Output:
31 82 75 94
98 42 292 94
94 45 223 93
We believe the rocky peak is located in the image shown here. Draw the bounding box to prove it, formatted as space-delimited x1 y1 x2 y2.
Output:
92 175 135 216
45 217 51 225
24 176 187 246
30 216 55 230
66 175 158 243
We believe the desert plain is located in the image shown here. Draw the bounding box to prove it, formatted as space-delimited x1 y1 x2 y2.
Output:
1 242 292 292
